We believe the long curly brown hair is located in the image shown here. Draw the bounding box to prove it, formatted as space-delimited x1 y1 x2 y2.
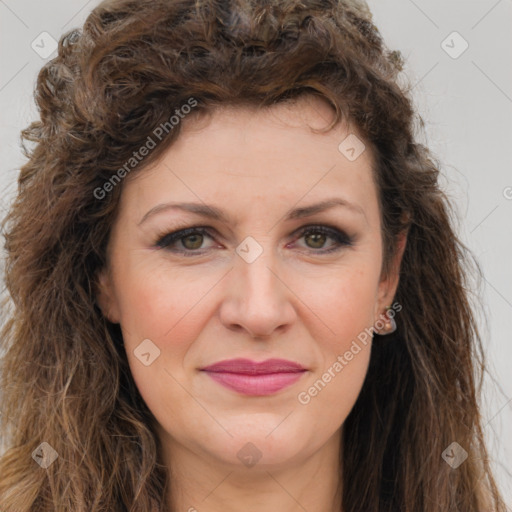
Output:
0 0 507 510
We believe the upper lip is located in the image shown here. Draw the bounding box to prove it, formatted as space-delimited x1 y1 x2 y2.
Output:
200 358 306 375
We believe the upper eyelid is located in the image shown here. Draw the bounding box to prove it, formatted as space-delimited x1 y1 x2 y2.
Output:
155 224 352 249
157 223 344 239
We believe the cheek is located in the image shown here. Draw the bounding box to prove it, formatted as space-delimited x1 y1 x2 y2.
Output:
112 260 225 409
112 256 214 344
114 263 211 428
293 263 377 416
299 263 379 349
299 342 371 439
295 267 376 425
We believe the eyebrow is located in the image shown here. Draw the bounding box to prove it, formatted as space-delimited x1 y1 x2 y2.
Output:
138 197 367 226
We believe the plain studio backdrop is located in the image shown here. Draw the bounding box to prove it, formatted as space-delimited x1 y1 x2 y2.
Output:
0 0 511 506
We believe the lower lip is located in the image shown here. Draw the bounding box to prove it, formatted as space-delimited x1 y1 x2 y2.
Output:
202 371 306 396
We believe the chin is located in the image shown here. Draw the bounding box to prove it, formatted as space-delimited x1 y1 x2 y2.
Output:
189 419 320 470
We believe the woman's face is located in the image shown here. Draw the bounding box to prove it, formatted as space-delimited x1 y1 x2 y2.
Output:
97 96 405 471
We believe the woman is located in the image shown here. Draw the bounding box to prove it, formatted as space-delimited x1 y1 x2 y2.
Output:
0 0 507 510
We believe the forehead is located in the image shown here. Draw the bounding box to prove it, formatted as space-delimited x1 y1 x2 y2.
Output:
121 96 379 226
175 96 373 161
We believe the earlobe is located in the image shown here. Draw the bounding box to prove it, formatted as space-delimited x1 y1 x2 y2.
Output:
95 267 121 324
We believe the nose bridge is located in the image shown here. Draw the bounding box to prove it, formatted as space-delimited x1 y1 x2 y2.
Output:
220 234 295 338
235 234 282 304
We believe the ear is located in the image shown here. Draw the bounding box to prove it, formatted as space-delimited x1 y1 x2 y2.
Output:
374 229 408 322
95 267 121 324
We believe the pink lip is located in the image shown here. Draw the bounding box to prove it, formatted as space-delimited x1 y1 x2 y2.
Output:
200 358 307 396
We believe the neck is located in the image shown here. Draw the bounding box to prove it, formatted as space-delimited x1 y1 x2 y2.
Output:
159 428 344 512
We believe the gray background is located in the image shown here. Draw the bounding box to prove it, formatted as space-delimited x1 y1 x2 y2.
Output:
1 0 511 505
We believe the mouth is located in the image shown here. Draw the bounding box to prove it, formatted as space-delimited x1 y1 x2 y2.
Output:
200 358 308 396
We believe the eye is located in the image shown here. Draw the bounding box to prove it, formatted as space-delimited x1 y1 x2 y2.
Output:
154 226 216 255
154 224 354 256
291 225 354 253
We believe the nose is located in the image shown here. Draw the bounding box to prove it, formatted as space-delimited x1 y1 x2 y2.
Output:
219 243 297 339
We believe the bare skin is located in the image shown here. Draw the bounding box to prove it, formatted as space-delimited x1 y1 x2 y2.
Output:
97 96 406 512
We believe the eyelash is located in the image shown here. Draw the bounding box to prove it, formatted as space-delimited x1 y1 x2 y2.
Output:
154 224 354 257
